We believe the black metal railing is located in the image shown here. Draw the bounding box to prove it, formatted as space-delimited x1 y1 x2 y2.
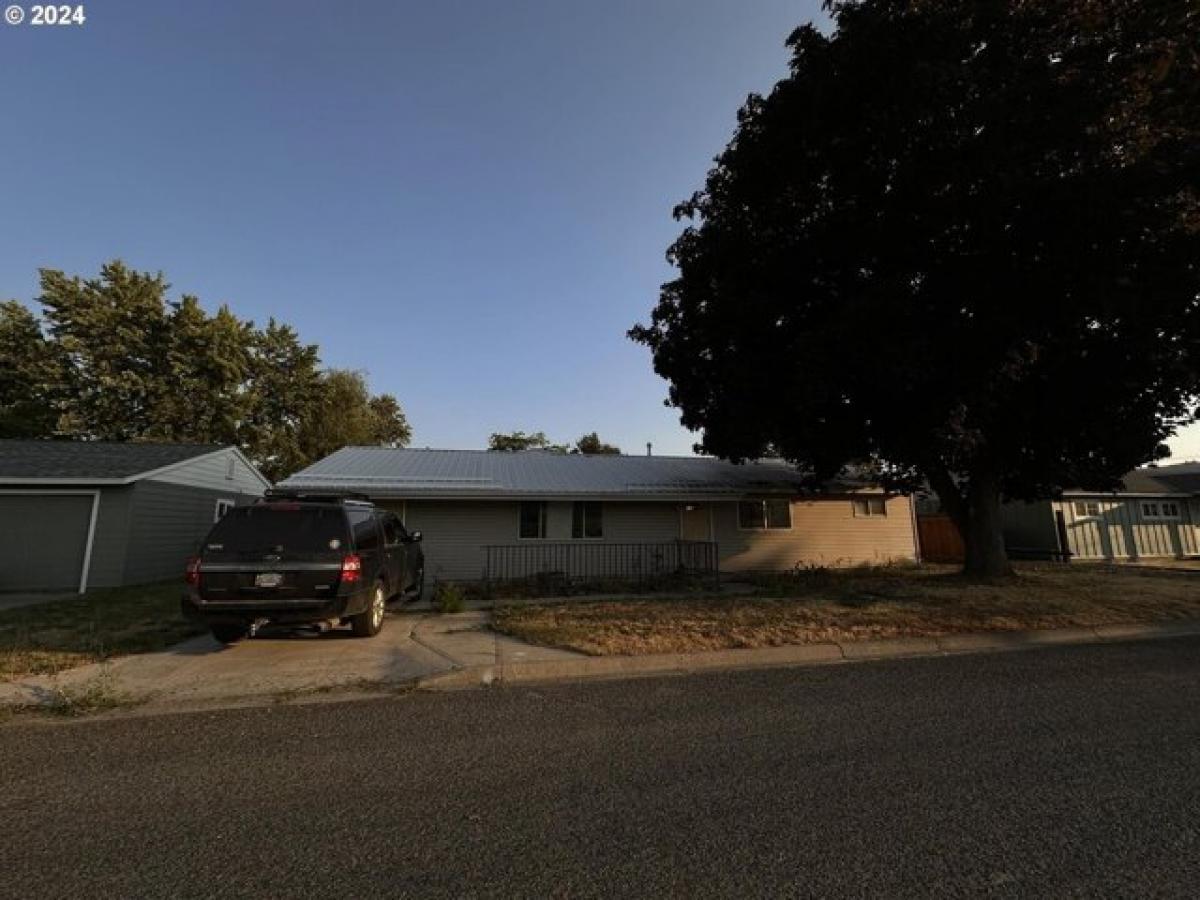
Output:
482 540 719 592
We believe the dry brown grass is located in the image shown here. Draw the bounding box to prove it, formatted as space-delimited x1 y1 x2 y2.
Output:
491 564 1200 656
0 582 205 682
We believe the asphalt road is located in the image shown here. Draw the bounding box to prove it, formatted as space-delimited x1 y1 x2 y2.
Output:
3 638 1200 899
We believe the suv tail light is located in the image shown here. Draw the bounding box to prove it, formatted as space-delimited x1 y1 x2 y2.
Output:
185 556 202 586
340 554 362 584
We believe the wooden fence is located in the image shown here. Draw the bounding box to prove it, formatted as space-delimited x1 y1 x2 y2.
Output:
917 514 965 563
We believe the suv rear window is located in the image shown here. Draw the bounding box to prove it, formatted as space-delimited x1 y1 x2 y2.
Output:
204 505 350 554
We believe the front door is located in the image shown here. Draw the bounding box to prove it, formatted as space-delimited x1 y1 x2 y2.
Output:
680 503 711 541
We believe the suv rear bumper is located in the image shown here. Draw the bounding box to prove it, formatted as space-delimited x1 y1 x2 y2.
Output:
182 588 370 626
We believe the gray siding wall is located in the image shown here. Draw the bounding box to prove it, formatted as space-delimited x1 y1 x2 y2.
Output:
1056 496 1200 560
148 448 268 495
86 487 135 589
122 482 261 584
375 497 916 581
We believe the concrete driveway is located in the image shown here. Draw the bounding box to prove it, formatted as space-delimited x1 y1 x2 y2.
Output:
1 611 458 712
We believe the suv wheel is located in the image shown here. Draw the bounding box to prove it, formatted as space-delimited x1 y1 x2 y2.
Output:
211 624 249 644
351 582 386 638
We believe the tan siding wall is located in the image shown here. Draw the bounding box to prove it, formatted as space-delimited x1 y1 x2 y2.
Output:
711 496 917 571
1057 497 1200 560
376 497 916 580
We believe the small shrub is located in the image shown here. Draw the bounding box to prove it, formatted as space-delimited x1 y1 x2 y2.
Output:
432 582 466 614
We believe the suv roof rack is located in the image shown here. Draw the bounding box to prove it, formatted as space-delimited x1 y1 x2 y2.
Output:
260 488 374 505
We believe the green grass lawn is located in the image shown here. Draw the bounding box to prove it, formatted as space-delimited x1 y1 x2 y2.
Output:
492 563 1200 656
0 582 206 682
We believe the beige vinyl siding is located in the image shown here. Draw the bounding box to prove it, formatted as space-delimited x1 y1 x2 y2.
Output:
147 448 268 495
376 497 916 581
714 496 918 571
1056 497 1200 560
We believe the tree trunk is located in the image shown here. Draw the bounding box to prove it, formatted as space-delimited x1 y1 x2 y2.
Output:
961 478 1013 578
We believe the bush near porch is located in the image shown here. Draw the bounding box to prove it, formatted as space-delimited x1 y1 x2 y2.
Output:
491 564 1200 656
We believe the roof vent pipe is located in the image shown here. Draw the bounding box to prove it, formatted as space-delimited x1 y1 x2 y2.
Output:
646 442 652 457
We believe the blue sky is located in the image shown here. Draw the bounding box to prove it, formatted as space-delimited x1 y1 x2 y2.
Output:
7 0 1200 462
0 0 822 455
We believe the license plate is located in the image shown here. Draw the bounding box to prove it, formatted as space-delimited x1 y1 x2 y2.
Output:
255 572 283 588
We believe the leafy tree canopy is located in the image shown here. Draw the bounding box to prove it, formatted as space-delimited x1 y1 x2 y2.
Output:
631 0 1200 575
18 261 412 481
487 431 569 453
0 300 62 438
488 430 622 454
572 432 621 455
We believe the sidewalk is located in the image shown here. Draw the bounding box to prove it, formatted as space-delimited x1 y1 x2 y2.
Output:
5 609 1199 716
418 617 1200 690
0 611 456 714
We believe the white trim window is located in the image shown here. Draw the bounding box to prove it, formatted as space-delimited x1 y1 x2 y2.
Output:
518 501 548 539
738 499 792 530
1073 501 1101 517
572 501 603 539
1142 501 1180 519
214 498 236 522
852 497 888 518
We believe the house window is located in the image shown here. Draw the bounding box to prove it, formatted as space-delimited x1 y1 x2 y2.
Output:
518 501 547 539
213 498 236 523
1143 501 1180 519
1074 501 1100 517
738 500 791 530
572 502 603 539
852 497 887 518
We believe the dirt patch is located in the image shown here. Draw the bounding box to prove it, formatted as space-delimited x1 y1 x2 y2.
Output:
492 564 1200 656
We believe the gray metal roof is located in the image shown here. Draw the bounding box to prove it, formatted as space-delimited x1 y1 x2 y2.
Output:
1068 463 1200 497
0 440 227 481
280 447 865 500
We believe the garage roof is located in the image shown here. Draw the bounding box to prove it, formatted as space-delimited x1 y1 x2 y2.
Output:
1065 462 1200 498
0 440 228 481
280 446 875 500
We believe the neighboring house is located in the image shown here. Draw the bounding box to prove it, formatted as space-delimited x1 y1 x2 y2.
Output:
0 441 270 593
278 447 918 582
1002 463 1200 561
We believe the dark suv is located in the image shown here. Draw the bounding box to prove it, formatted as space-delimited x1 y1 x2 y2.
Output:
182 492 424 644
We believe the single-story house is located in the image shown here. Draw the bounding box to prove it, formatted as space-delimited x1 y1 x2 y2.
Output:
0 441 270 593
1002 463 1200 561
278 447 918 582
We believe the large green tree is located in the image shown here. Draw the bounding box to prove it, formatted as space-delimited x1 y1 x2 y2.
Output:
0 300 62 437
40 261 171 440
22 261 412 481
299 369 413 463
631 0 1200 576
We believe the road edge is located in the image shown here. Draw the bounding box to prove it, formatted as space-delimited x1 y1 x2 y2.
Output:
417 620 1200 690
